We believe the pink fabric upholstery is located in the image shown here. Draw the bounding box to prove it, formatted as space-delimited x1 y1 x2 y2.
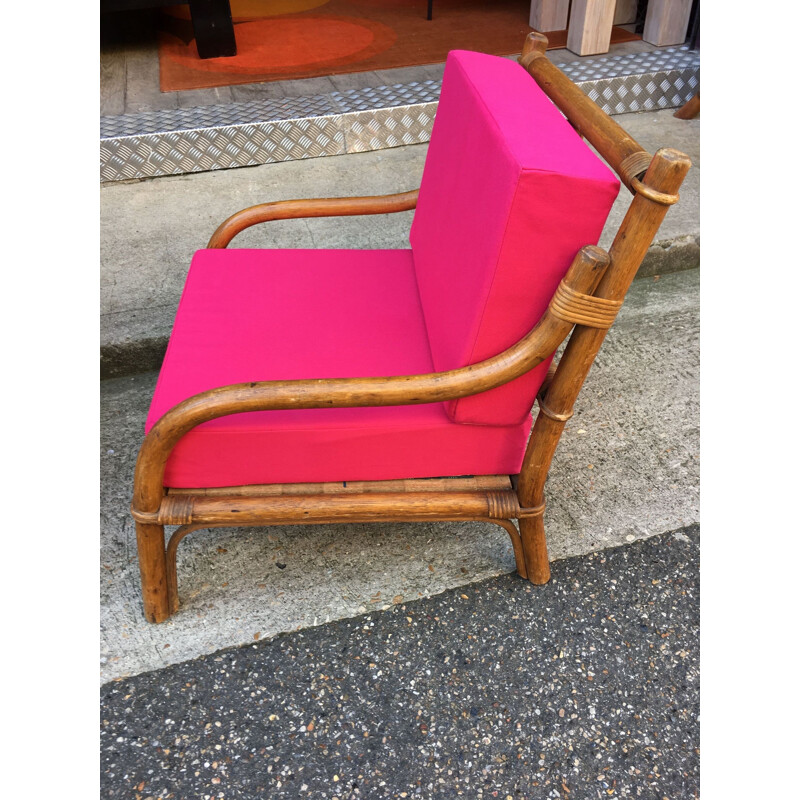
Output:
147 249 532 488
410 50 620 426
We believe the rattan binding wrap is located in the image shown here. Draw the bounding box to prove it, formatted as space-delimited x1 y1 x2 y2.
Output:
538 399 574 422
160 495 194 525
619 151 653 189
549 282 623 329
517 501 546 519
486 490 521 519
631 178 679 205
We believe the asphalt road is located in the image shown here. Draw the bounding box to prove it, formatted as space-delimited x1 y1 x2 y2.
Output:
101 525 699 799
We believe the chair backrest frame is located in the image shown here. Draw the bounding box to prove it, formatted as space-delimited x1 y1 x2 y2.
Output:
513 33 692 581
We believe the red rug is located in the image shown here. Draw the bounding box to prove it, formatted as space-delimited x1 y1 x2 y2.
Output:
158 0 640 92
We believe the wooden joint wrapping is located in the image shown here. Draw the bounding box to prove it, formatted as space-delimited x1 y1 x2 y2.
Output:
130 505 160 525
159 495 195 525
485 491 521 519
549 282 623 329
519 50 547 70
620 151 653 188
631 178 679 205
537 399 574 422
518 502 546 519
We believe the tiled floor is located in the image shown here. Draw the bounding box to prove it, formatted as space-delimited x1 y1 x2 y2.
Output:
100 8 658 117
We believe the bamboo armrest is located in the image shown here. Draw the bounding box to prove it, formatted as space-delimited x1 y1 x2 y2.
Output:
133 246 612 511
207 190 420 249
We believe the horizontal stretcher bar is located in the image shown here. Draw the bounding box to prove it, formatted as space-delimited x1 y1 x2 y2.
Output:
133 487 524 526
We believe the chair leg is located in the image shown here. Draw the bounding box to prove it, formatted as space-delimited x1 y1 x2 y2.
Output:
135 523 172 623
673 91 699 119
518 515 551 584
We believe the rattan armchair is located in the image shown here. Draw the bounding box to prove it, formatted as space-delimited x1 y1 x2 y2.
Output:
132 32 691 623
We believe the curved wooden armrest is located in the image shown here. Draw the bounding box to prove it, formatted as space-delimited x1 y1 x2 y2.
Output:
133 245 611 512
207 190 420 249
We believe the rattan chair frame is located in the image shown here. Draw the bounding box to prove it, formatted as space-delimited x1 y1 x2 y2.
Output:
131 32 691 622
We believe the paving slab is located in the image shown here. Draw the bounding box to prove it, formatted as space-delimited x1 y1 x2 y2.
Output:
100 267 698 683
100 525 700 799
100 108 699 378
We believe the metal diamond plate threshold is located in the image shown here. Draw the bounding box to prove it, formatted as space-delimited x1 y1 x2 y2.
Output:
100 46 698 183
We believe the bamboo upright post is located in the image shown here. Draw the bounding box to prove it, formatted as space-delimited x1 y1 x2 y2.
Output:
516 148 692 582
136 523 170 623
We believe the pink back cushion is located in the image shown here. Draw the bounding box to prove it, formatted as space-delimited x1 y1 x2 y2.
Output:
410 50 620 425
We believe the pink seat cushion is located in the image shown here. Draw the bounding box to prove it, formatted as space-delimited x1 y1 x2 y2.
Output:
147 249 532 488
410 50 620 426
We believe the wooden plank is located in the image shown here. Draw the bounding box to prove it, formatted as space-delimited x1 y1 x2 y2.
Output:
529 0 570 32
643 0 693 47
613 0 638 25
567 0 616 56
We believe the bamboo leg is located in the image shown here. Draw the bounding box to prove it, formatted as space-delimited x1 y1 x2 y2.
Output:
517 412 567 585
518 515 551 584
673 92 699 119
514 245 611 585
136 523 171 623
165 523 206 615
479 518 528 579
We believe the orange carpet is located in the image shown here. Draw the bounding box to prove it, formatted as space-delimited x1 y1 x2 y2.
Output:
158 0 639 92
